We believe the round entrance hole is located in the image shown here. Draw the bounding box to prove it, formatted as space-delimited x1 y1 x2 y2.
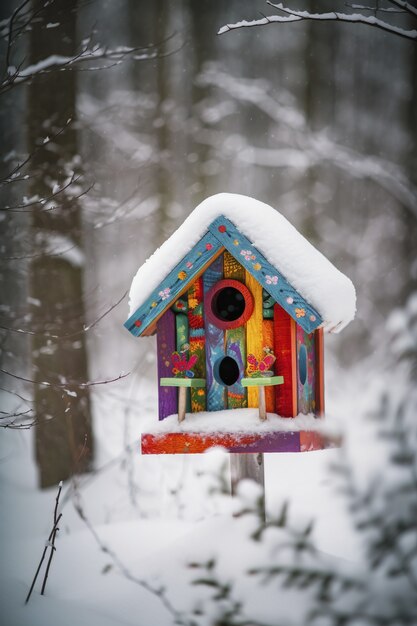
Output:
214 286 245 322
215 356 240 387
205 279 254 330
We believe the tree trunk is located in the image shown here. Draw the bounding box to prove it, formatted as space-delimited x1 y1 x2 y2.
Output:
28 0 93 488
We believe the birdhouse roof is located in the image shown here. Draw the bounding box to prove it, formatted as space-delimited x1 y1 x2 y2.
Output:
126 193 356 336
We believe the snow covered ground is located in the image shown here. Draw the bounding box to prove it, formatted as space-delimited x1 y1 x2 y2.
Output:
1 354 384 626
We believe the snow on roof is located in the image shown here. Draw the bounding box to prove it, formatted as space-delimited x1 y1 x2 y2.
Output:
128 193 356 332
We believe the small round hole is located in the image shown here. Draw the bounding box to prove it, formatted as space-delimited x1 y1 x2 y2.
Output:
214 356 240 387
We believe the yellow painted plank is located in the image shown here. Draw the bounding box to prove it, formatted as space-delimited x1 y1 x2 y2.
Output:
245 271 263 408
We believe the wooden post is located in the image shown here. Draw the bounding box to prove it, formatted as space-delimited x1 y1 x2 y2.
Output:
258 386 267 421
230 453 266 520
178 387 187 423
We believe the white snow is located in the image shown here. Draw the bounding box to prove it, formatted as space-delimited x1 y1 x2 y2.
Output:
128 193 356 332
141 408 341 436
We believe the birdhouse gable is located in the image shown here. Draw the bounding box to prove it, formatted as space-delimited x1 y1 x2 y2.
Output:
126 194 356 338
125 215 323 337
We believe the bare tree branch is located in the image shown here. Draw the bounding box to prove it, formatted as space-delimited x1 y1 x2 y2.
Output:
0 367 130 389
69 479 192 626
218 1 417 41
389 0 417 18
4 0 31 73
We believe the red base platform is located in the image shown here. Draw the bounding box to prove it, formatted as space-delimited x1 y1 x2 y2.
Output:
141 430 340 455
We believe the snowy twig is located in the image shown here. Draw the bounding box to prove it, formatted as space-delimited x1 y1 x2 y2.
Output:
389 0 417 18
0 367 130 389
0 288 128 339
70 482 192 626
1 173 94 213
218 1 417 41
0 117 73 191
1 42 161 96
40 481 63 595
25 481 63 604
3 0 30 74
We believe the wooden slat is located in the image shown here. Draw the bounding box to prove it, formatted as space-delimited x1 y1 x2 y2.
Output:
315 328 325 416
156 309 177 420
208 216 322 333
203 255 226 411
175 311 190 411
296 325 316 415
125 232 224 337
262 319 275 412
188 277 206 412
245 271 263 408
273 304 297 417
241 376 283 387
160 377 206 387
224 251 247 408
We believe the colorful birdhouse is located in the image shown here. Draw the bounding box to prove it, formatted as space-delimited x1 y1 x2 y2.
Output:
125 194 356 454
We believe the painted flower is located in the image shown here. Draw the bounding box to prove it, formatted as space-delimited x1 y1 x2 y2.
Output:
197 389 205 396
178 271 187 280
176 300 185 310
309 314 316 322
286 296 294 304
186 261 193 269
266 275 278 285
159 287 171 300
151 301 158 308
253 262 262 271
218 225 226 233
134 319 142 327
206 243 213 251
295 308 306 318
233 239 239 246
240 249 255 261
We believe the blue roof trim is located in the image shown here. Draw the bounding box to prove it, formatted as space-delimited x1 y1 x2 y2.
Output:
124 231 223 336
208 216 322 333
125 215 323 337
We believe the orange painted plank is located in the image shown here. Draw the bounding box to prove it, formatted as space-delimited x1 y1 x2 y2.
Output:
300 430 341 452
273 304 297 417
245 271 263 408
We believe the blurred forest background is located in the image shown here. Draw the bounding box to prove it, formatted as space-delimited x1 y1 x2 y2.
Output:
1 0 416 483
1 1 417 624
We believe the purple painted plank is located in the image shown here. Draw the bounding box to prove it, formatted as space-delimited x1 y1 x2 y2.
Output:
156 309 177 420
231 432 301 453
